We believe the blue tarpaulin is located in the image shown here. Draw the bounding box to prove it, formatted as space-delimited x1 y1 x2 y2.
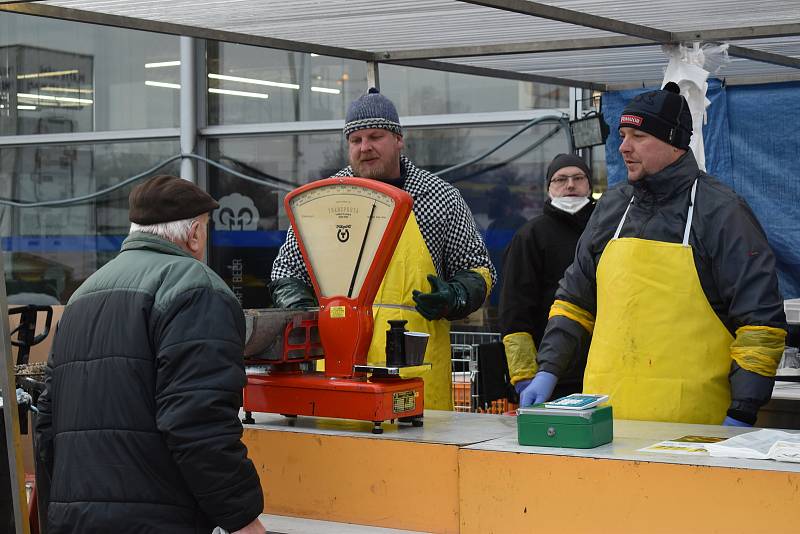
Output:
603 79 800 299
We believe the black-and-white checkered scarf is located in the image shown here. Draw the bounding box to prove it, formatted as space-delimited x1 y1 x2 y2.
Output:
271 155 496 289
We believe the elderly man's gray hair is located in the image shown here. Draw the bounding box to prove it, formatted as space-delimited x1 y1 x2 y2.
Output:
130 217 198 242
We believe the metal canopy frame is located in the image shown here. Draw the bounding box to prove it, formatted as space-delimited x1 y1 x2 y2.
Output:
2 1 800 90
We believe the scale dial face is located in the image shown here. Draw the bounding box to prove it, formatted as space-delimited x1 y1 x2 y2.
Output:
289 183 399 299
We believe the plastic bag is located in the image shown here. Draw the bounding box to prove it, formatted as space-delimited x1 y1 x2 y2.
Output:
661 43 730 171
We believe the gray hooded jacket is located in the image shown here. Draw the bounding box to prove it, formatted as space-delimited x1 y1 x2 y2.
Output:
537 150 785 424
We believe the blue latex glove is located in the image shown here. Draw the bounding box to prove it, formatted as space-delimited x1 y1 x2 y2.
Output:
722 416 752 427
514 379 532 395
519 371 558 407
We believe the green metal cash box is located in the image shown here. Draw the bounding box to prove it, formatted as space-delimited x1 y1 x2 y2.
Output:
517 405 613 448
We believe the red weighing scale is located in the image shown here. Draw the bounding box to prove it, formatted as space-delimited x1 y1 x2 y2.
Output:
243 177 426 434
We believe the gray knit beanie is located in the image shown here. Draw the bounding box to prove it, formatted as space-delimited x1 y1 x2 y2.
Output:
343 87 402 139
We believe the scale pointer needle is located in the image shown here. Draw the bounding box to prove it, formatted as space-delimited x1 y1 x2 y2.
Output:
348 202 376 298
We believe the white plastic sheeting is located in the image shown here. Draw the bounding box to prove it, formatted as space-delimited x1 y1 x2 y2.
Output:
661 43 730 171
4 0 800 88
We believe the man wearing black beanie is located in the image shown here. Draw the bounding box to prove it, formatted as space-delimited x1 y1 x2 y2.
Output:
519 83 787 429
499 154 595 400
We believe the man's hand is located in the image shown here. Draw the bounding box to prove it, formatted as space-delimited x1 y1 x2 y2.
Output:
514 379 532 395
722 416 752 427
412 274 462 320
519 371 558 407
232 517 266 534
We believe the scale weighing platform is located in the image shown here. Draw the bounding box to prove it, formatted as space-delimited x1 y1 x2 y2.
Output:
243 177 427 434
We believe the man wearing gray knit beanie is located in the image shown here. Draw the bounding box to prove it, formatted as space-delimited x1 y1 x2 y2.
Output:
270 87 496 411
342 87 405 181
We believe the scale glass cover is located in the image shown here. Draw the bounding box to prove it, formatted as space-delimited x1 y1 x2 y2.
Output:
288 181 403 300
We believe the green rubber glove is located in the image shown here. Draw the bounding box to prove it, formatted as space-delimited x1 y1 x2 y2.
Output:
412 274 467 321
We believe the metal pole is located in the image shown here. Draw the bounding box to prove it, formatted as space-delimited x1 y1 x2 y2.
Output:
568 87 582 156
180 36 197 183
193 38 211 265
366 61 380 91
568 87 582 121
1 249 30 534
194 38 208 193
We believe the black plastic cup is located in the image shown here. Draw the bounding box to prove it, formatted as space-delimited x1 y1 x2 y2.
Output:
403 331 429 366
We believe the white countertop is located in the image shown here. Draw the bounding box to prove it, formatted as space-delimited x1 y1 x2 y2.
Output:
245 410 800 474
244 409 516 446
464 418 800 473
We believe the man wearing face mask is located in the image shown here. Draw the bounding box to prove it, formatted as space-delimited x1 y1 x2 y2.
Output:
519 83 786 427
498 154 595 399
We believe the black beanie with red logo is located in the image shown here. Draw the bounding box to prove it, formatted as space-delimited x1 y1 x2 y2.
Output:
619 82 693 150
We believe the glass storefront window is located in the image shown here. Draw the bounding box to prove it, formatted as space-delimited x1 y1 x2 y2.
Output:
206 132 345 307
2 10 578 330
0 12 179 135
404 122 570 226
206 41 568 125
207 121 569 321
207 41 367 125
380 64 569 116
1 140 180 303
403 123 570 327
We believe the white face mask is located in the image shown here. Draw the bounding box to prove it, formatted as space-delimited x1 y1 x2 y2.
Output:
550 196 590 214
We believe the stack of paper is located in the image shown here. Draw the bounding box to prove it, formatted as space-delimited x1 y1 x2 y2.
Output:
638 435 726 456
704 429 800 462
543 394 609 410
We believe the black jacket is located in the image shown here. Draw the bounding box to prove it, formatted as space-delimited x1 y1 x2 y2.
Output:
36 232 263 533
538 151 786 424
499 200 594 392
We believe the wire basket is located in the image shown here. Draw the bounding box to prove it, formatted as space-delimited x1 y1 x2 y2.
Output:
450 331 514 413
15 362 47 379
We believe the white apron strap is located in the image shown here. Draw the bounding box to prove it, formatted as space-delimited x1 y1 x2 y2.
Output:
682 179 698 247
612 196 635 240
613 178 698 244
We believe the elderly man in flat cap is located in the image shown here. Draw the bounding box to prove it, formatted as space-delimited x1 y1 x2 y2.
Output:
270 88 496 411
518 83 786 428
36 175 266 534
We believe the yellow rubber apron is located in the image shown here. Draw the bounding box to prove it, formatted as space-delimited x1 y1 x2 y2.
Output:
367 213 454 411
583 180 733 424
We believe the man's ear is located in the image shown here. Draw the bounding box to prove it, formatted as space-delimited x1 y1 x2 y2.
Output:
396 133 405 150
186 219 203 255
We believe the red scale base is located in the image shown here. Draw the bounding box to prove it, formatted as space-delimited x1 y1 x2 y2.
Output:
244 372 424 434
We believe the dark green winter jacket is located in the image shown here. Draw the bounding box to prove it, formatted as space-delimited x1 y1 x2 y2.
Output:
36 232 263 533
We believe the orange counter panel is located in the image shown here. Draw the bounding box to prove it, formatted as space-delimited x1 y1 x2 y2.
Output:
458 449 800 534
243 427 460 533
